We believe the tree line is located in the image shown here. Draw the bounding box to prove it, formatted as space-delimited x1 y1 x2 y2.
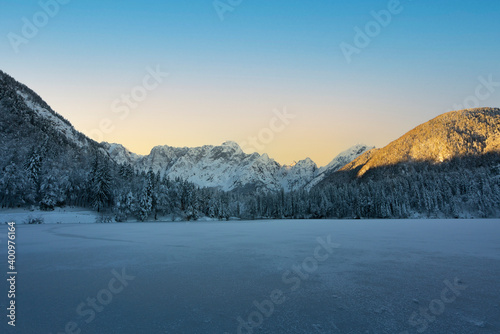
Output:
1 146 499 221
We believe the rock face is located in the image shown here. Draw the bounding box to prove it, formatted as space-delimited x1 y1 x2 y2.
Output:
104 141 372 192
340 108 500 177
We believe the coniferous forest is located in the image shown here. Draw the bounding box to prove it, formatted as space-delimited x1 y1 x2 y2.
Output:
2 149 500 221
1 70 499 221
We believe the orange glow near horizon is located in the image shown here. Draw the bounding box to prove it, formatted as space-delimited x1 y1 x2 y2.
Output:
6 62 499 167
64 90 430 167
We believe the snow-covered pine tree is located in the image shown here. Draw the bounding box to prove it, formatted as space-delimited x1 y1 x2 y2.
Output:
156 175 171 217
138 169 155 221
39 174 57 210
24 148 42 198
89 154 112 213
0 162 28 208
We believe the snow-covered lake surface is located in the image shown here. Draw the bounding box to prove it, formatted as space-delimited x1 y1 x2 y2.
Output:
1 219 499 333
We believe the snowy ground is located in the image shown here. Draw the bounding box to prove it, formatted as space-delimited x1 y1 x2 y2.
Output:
0 207 100 224
0 208 220 224
0 219 499 333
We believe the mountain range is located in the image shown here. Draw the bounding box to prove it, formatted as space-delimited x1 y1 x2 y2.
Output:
0 69 373 193
1 69 499 201
103 141 373 192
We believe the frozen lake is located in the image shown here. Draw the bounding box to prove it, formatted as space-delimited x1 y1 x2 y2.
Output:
1 219 499 334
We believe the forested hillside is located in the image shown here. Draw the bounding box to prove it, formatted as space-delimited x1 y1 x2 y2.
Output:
1 70 499 220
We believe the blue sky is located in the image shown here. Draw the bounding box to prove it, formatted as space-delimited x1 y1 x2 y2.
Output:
1 0 500 165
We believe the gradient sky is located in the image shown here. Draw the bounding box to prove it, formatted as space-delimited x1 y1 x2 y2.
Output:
1 0 500 166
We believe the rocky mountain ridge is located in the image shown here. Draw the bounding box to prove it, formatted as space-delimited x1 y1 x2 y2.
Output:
103 141 372 192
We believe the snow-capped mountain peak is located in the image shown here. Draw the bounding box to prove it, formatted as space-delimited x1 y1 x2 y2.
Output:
104 143 143 163
221 140 243 153
104 141 370 193
304 144 375 190
324 144 375 171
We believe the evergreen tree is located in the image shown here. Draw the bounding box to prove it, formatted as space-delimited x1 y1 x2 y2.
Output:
138 169 156 221
39 174 60 210
24 148 42 199
89 155 112 212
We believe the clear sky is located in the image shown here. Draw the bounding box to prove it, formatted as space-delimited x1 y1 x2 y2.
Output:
1 0 500 166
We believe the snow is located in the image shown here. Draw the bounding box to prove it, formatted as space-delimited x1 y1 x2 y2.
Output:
106 142 286 191
221 140 244 154
279 158 318 191
0 207 99 224
105 143 373 193
16 90 88 148
1 219 499 333
0 208 227 225
325 144 374 169
104 143 143 164
305 144 375 190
